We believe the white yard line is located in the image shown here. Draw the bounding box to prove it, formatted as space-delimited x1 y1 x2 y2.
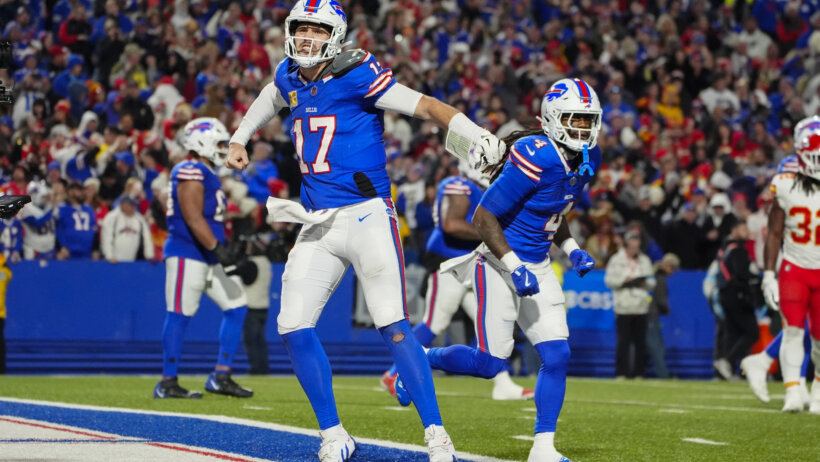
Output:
567 398 780 414
681 438 728 446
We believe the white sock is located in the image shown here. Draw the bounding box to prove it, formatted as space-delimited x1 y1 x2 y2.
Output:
533 431 556 449
780 327 805 387
493 370 516 388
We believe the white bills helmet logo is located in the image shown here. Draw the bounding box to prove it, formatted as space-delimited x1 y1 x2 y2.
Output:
27 180 51 208
794 115 820 181
539 78 602 152
285 0 347 68
183 117 231 168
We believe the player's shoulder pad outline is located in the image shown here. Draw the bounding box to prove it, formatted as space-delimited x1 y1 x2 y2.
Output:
326 49 368 78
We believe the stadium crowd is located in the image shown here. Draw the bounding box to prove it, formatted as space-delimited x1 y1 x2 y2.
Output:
0 0 818 271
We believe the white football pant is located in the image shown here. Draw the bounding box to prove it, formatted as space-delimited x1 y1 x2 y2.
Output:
422 269 477 335
165 256 248 316
278 198 407 334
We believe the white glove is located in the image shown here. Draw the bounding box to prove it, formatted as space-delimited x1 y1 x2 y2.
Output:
470 133 505 170
762 270 779 311
445 113 506 170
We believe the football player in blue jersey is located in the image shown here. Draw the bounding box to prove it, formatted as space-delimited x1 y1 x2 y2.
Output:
381 163 534 401
154 117 253 400
226 1 505 460
396 78 601 462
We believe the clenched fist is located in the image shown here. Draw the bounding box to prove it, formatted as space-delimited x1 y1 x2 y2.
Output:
226 143 249 170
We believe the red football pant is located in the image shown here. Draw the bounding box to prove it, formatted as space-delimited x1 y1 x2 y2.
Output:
779 260 820 340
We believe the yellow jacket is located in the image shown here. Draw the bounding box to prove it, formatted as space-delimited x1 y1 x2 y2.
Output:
0 265 10 319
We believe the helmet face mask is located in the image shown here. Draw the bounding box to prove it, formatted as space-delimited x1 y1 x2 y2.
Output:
183 117 231 168
285 0 347 68
540 78 603 152
794 115 820 181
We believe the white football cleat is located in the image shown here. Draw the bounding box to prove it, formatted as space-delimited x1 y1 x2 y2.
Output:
713 358 733 381
782 386 804 413
799 378 811 409
740 352 772 403
492 383 535 400
527 447 572 462
424 425 457 462
318 425 356 462
809 380 820 414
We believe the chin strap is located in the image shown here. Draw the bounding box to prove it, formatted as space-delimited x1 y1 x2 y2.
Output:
578 143 594 178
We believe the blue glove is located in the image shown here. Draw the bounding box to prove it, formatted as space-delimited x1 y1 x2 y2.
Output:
511 265 540 297
569 249 595 277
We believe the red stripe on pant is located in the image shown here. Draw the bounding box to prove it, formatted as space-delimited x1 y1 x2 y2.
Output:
475 259 488 352
174 258 185 314
384 199 408 319
425 272 438 327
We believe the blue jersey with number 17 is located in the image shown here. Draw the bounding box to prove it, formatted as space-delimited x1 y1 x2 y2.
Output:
164 160 226 264
480 135 601 263
274 51 396 211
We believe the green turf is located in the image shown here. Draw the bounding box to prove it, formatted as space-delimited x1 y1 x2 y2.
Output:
0 375 818 461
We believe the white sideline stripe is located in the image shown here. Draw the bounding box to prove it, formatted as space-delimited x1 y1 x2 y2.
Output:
567 398 781 414
659 409 688 414
382 406 411 412
242 405 273 411
682 438 728 446
0 397 516 462
518 416 535 420
511 435 535 441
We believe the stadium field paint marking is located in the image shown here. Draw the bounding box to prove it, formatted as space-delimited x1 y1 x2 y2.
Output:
681 438 728 446
567 398 780 414
0 416 270 461
523 407 536 412
659 409 688 414
569 377 749 393
519 416 535 420
382 406 412 412
242 405 273 411
0 398 516 462
511 435 535 441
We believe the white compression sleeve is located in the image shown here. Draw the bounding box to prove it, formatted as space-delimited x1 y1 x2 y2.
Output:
374 83 423 117
230 82 288 146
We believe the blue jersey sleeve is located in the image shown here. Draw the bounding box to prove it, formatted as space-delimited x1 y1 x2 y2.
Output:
173 163 206 182
347 52 396 107
480 161 537 218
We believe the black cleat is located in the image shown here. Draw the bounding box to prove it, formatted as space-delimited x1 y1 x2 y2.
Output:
154 377 203 399
205 372 254 398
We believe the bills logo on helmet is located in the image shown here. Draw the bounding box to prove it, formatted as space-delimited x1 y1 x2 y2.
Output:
187 122 213 135
545 83 569 102
797 121 820 140
329 0 346 21
573 79 593 108
303 0 321 14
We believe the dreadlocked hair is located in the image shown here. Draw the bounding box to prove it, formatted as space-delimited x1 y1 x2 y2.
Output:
792 172 820 195
488 127 545 184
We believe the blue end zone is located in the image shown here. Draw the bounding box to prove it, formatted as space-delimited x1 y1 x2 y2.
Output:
0 400 485 461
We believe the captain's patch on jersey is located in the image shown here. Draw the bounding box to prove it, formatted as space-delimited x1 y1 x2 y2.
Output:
289 90 298 107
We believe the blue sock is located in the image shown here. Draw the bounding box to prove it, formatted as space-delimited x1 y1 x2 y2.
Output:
387 324 437 374
282 328 339 430
413 323 436 348
534 340 570 434
427 345 507 379
380 320 442 427
162 312 191 378
216 306 247 371
765 331 782 359
802 328 811 378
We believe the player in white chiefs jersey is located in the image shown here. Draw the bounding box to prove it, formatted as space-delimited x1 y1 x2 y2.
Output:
763 115 820 413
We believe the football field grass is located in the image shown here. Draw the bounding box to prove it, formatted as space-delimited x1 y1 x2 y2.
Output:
0 375 817 461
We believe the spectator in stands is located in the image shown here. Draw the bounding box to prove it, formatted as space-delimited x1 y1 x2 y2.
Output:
646 253 680 379
100 195 154 263
702 192 737 265
712 221 762 380
56 182 97 260
663 203 706 269
92 19 125 87
242 142 279 204
605 232 656 379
